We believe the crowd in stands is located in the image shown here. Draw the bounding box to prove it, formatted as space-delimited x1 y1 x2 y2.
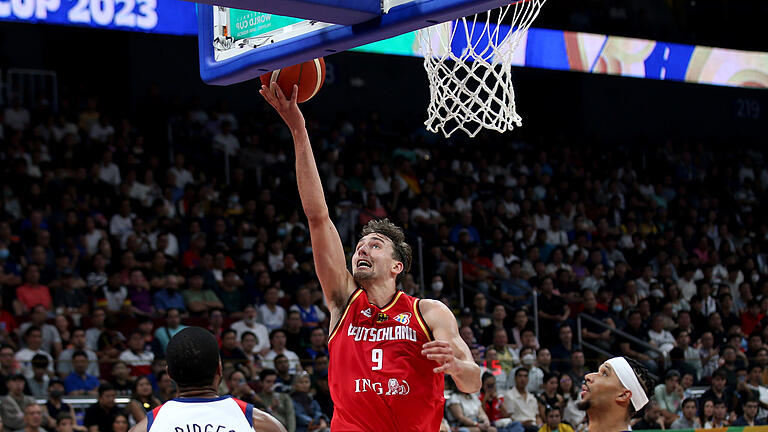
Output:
2 88 768 432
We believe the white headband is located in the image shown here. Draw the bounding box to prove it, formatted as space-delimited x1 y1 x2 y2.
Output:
606 357 649 411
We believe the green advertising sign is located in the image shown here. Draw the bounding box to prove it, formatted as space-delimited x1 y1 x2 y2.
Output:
229 9 303 41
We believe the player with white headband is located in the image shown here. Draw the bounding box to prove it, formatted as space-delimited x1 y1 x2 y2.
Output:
578 356 655 432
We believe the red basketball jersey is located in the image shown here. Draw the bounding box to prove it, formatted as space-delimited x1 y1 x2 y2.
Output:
328 289 445 432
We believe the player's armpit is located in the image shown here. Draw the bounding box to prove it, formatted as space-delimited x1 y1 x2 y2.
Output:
253 408 288 432
128 417 148 432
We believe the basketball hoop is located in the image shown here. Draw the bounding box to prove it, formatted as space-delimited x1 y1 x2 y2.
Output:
417 0 545 137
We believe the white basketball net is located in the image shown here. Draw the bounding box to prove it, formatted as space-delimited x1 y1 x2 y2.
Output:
417 0 545 138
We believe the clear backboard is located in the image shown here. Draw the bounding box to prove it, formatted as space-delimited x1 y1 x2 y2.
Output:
190 0 522 85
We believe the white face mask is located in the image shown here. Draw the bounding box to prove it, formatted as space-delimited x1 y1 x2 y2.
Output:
522 353 535 365
431 281 444 292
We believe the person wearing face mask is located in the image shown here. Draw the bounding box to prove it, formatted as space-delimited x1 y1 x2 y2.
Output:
520 348 543 394
428 275 445 299
45 379 78 425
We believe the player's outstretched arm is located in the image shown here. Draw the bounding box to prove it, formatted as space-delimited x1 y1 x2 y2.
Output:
128 417 147 432
260 84 356 316
253 408 288 432
419 299 481 394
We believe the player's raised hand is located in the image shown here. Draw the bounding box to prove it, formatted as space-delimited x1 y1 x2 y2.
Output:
422 340 462 375
260 83 305 131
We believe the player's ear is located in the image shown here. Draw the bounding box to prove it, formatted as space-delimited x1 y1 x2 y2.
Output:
616 389 632 406
392 260 403 276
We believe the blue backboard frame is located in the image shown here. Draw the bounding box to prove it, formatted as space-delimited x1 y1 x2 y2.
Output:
196 0 520 85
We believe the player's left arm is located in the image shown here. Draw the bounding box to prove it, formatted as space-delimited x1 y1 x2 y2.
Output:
420 299 481 394
128 417 147 432
253 408 288 432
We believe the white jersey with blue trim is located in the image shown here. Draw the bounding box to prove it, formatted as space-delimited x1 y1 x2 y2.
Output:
147 396 254 432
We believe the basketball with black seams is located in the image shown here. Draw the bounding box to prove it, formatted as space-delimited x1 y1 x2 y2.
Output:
259 57 326 103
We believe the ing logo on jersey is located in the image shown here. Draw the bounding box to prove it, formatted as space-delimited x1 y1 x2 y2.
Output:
361 308 372 317
376 312 389 323
392 312 412 326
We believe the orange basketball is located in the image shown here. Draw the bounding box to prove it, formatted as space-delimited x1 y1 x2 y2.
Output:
260 57 326 103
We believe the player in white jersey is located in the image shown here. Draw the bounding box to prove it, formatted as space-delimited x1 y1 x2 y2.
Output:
128 327 285 432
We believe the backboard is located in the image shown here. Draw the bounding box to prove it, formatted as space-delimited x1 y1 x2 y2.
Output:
190 0 521 85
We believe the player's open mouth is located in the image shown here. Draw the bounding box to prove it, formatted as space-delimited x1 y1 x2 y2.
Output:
357 260 372 269
580 384 589 397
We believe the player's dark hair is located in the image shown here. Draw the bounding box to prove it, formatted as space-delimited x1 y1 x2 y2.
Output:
360 219 412 283
624 356 655 419
166 327 220 388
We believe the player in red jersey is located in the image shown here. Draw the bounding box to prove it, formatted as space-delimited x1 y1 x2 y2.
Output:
261 84 481 431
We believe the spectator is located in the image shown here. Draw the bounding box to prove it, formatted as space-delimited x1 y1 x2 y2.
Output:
155 370 176 402
58 328 99 378
182 269 223 315
263 330 302 374
632 400 665 430
19 306 62 356
480 372 521 431
291 373 329 432
282 311 308 355
447 382 497 432
118 331 154 377
616 310 656 373
85 309 107 351
549 326 579 374
290 287 326 329
16 403 47 432
579 290 615 352
258 286 286 331
257 369 296 432
732 398 766 426
703 399 730 428
219 329 248 372
15 327 54 379
537 407 572 432
647 313 676 354
45 379 76 423
84 384 120 432
153 309 187 354
301 328 328 371
273 355 295 391
536 278 569 345
153 276 186 316
26 355 50 398
566 351 587 384
481 305 508 347
653 369 683 427
230 305 270 354
110 413 129 432
670 398 701 429
700 370 733 412
14 265 53 315
109 362 133 395
536 373 564 422
556 374 584 428
217 269 246 318
488 328 519 376
126 376 161 424
503 368 541 432
63 351 99 395
1 374 45 431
